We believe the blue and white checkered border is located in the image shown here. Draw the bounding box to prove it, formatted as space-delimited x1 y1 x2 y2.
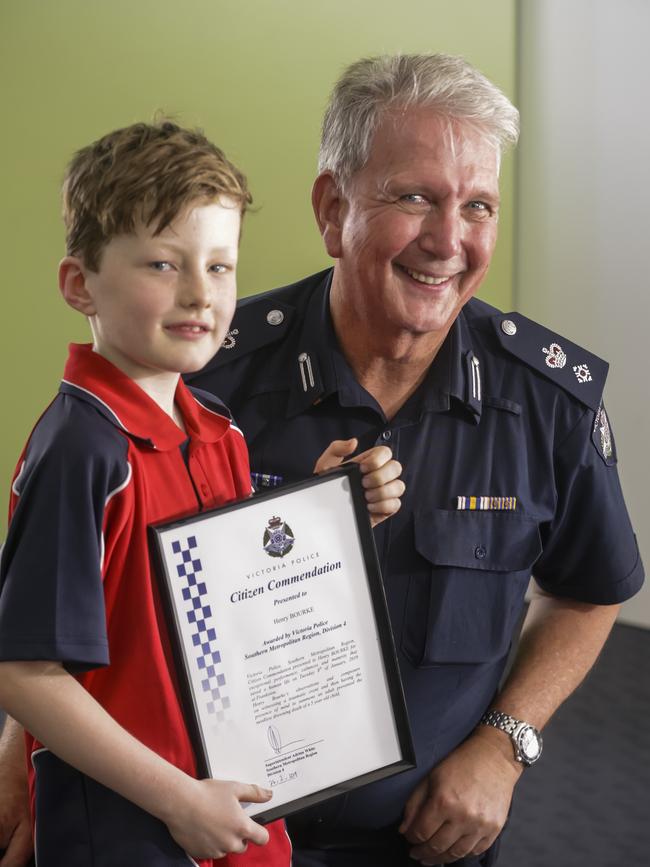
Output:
171 535 230 722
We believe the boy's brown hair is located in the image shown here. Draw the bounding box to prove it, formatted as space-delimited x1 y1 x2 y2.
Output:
62 120 252 271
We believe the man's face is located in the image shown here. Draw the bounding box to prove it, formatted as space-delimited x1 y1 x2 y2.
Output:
78 199 240 384
330 108 500 340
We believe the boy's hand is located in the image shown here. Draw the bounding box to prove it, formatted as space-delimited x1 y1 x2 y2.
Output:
0 661 272 863
166 778 272 859
314 438 404 527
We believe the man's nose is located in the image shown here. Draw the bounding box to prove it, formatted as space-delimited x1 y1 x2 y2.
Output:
179 270 211 307
418 209 462 260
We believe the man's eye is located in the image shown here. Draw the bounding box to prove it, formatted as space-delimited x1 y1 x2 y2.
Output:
401 193 428 205
149 261 173 271
468 201 490 213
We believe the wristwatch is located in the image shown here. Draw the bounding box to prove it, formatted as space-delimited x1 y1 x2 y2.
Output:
479 710 543 766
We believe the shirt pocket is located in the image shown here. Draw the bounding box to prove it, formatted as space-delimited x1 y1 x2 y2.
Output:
401 510 542 667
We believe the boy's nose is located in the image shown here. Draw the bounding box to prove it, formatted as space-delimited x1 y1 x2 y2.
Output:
179 272 211 308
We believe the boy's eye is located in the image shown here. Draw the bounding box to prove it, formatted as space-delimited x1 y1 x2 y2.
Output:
210 264 228 274
149 261 173 271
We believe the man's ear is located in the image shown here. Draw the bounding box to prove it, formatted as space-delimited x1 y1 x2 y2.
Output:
312 173 346 260
59 256 97 315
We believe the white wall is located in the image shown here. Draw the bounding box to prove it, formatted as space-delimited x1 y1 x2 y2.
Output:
517 0 649 627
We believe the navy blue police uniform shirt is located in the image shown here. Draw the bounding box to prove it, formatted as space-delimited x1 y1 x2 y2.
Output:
186 268 644 831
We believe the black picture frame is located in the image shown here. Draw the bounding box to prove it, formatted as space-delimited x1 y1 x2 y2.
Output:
149 464 414 823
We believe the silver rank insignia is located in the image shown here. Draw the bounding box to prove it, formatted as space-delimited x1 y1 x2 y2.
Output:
542 342 567 369
592 403 616 465
263 515 295 557
573 364 592 383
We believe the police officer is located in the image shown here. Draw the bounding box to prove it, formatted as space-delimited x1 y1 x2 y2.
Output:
0 53 644 867
187 54 643 866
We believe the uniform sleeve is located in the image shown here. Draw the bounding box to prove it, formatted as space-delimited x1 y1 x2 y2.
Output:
0 402 128 671
533 403 644 603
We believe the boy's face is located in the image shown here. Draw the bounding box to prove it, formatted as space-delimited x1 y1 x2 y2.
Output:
67 199 241 385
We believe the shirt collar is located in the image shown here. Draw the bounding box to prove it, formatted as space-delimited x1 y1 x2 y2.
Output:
448 310 483 422
60 344 231 451
285 273 482 423
286 271 340 417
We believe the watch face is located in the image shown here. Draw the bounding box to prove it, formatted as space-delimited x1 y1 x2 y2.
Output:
517 725 542 763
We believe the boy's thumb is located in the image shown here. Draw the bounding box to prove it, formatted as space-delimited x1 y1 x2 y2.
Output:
237 782 273 803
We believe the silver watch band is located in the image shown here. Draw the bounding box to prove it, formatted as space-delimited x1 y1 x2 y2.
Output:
480 709 521 735
479 709 543 766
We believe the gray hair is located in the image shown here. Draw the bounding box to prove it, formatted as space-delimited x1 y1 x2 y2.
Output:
318 53 520 185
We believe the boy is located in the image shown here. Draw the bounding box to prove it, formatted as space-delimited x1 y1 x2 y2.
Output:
0 121 404 866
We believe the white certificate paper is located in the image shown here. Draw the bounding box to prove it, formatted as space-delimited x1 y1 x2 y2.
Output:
151 466 414 821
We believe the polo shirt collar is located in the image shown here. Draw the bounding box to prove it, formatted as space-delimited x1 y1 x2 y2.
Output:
59 344 231 451
286 273 482 423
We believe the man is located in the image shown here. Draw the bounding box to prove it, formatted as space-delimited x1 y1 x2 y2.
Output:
0 53 644 867
190 54 643 866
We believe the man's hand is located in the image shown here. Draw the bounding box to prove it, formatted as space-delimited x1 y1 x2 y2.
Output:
0 718 33 867
0 793 31 867
313 438 404 527
398 729 521 865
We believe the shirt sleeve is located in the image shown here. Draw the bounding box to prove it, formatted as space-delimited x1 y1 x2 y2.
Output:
533 402 644 603
0 399 129 670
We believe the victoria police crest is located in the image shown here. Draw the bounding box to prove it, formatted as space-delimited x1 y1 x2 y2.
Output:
263 515 295 557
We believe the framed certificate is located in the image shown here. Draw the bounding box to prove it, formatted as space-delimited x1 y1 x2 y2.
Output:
150 465 414 823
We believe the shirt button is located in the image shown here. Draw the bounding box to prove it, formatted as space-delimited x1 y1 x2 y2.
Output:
381 430 392 441
200 484 209 496
475 545 487 559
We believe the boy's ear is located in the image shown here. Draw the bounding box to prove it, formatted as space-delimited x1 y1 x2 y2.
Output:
59 257 97 315
311 173 346 260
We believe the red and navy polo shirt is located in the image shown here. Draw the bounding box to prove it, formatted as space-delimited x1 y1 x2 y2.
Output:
0 343 291 867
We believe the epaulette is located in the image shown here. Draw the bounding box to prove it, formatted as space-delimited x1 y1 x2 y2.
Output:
210 295 295 367
491 312 608 411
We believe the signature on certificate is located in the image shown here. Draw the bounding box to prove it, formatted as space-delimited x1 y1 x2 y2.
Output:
267 724 305 756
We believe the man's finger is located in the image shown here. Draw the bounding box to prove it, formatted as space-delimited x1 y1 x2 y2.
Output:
353 445 392 470
410 827 478 863
402 800 450 846
313 438 358 474
398 780 429 835
361 462 402 490
364 479 405 502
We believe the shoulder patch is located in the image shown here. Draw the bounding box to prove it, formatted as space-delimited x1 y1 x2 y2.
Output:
592 402 617 465
492 312 608 410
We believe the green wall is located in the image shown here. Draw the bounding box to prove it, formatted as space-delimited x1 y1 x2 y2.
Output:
0 0 516 518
